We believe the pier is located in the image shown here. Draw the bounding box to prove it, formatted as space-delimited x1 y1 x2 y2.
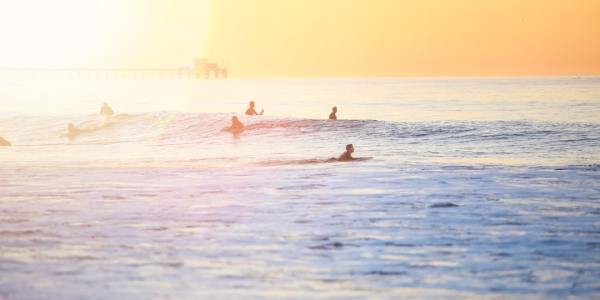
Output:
0 58 227 80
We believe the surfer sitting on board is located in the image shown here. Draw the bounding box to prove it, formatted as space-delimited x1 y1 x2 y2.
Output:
100 102 114 116
329 106 337 120
245 101 264 116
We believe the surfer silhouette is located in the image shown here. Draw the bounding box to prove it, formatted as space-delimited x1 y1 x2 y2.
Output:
0 136 10 146
222 116 245 138
329 106 337 120
223 116 244 134
67 123 81 139
245 101 264 116
330 144 371 162
338 143 354 161
229 116 244 132
100 102 114 116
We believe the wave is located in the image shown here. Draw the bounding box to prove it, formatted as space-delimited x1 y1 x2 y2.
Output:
255 157 373 166
0 112 599 148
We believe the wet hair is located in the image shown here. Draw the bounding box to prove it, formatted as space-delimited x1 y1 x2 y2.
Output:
249 101 255 106
346 144 353 151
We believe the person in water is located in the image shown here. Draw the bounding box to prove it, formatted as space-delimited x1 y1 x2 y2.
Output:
338 143 355 161
0 136 10 146
100 102 114 116
332 144 370 162
67 123 81 139
229 116 244 132
245 101 264 116
329 106 337 120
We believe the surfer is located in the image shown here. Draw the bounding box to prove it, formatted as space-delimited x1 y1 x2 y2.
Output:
230 116 244 131
245 101 264 116
100 102 114 116
329 106 337 120
338 143 355 161
0 136 10 146
331 144 371 162
67 123 81 139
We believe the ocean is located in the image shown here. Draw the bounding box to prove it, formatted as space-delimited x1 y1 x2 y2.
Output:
1 77 599 299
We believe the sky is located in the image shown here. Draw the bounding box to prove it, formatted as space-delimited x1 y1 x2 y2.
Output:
0 0 599 77
0 0 210 69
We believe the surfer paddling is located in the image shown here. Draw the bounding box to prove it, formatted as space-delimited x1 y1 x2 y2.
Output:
332 144 371 162
338 143 355 161
245 101 264 116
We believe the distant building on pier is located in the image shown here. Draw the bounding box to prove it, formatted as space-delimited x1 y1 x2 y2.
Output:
194 58 228 79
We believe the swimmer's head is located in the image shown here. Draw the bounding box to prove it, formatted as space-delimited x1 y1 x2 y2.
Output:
346 144 354 152
68 123 76 130
231 116 239 122
332 106 337 113
249 101 255 108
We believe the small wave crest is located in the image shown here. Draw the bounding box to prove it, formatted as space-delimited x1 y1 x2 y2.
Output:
1 112 599 150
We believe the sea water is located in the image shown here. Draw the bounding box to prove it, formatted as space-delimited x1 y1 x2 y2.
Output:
1 77 599 299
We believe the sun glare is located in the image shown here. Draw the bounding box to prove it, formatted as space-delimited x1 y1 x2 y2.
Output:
0 0 210 68
0 0 116 67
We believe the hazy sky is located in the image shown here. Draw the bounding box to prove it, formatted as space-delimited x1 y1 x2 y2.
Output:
0 0 210 69
1 0 599 76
